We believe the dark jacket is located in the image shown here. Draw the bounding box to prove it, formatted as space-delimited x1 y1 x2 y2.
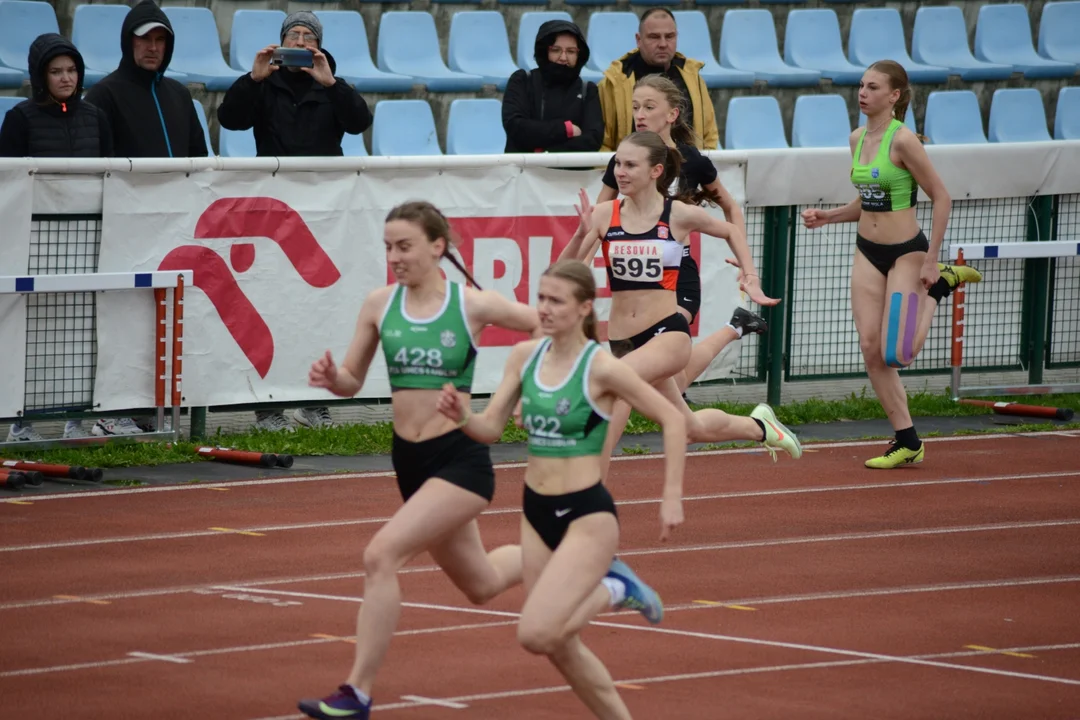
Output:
217 51 371 157
502 20 603 153
83 0 208 158
0 34 112 158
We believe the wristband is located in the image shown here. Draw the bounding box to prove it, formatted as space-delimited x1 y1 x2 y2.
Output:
565 120 574 138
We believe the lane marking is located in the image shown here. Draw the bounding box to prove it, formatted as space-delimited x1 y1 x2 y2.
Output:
4 500 33 505
692 600 756 611
6 469 1078 553
9 431 1077 502
209 527 265 537
52 594 110 606
614 683 645 690
214 586 521 619
126 651 191 664
965 644 1037 659
310 634 354 644
400 695 468 709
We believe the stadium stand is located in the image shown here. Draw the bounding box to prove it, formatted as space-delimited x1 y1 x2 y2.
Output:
718 10 822 87
726 96 788 149
911 7 1013 82
988 88 1052 142
193 98 214 154
341 130 369 157
584 11 639 75
924 90 988 145
0 95 20 116
219 126 256 158
670 10 754 88
314 11 414 93
371 99 442 156
445 98 506 154
376 11 484 92
1056 87 1080 140
447 11 520 91
791 94 850 148
783 9 865 85
1038 1 1080 64
847 8 951 84
0 0 57 87
228 10 284 74
161 7 243 91
974 4 1077 79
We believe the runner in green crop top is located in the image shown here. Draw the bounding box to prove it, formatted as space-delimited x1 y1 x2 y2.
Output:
800 60 984 472
301 201 542 720
436 259 687 720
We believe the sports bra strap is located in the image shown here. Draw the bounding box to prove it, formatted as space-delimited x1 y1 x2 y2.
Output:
609 199 622 228
659 197 673 226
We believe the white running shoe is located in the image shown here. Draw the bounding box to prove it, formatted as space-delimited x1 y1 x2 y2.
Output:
254 411 294 432
92 418 144 436
294 407 334 428
63 421 90 439
6 423 44 442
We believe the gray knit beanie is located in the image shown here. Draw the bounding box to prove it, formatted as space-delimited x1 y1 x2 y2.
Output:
281 11 322 46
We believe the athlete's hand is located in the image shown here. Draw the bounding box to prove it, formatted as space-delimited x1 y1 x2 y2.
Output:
801 208 829 229
920 258 940 290
660 497 684 541
436 382 467 425
309 350 338 389
574 188 593 236
740 274 781 307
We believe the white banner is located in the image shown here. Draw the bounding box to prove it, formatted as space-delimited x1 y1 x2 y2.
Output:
97 162 748 410
0 170 33 418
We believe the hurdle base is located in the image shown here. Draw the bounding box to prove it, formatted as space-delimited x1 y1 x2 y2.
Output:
952 383 1080 398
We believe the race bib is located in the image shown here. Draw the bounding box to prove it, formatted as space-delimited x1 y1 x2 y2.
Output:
608 241 664 283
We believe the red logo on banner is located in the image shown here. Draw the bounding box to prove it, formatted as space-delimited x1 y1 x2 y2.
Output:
158 198 341 378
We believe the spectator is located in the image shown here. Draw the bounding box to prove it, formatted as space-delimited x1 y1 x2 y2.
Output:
218 11 371 158
597 8 719 152
502 19 602 153
1 33 111 442
83 0 208 159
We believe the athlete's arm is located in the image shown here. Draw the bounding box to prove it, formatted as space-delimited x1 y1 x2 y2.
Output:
592 352 686 541
894 129 952 262
437 341 533 444
310 289 386 397
559 194 608 263
702 179 746 237
468 287 540 337
819 130 866 226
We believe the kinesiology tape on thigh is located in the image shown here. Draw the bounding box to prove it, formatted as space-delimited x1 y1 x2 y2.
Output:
884 292 919 368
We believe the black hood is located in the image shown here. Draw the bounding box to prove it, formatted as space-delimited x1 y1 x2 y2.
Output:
533 20 590 85
28 33 85 102
119 0 175 83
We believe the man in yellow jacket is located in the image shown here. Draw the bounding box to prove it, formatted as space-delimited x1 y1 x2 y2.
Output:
598 8 719 152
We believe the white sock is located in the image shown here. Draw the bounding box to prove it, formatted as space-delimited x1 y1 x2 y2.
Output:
602 577 626 607
727 322 744 338
348 685 371 705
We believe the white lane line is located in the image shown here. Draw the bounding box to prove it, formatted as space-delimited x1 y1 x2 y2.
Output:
212 586 521 619
399 695 469 709
126 651 191 665
9 431 1077 502
6 469 1078 553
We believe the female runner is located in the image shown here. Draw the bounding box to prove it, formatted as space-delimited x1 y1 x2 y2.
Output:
437 258 685 720
801 60 982 469
299 201 542 720
561 130 802 480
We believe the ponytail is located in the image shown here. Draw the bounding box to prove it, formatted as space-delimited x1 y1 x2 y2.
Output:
582 309 598 342
657 145 682 197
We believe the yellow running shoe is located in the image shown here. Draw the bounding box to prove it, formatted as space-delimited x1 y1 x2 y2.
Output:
938 263 983 288
750 403 802 461
865 442 925 469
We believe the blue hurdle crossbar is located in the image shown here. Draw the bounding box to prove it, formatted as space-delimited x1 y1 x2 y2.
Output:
0 271 193 294
950 241 1080 261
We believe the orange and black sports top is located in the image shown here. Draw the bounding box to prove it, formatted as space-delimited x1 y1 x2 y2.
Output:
601 197 683 293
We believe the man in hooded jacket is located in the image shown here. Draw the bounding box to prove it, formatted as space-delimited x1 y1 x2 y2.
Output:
501 19 603 153
83 0 208 158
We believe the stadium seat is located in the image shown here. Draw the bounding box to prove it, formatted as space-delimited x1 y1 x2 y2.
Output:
725 96 788 149
911 7 1013 82
371 99 442 155
671 11 753 88
340 131 368 157
847 8 951 84
445 98 506 154
0 95 21 116
193 98 214 154
719 10 822 87
1039 2 1080 64
517 11 572 71
162 7 244 91
0 0 58 85
314 11 413 93
228 10 285 73
923 91 987 144
377 12 484 92
694 0 748 6
1055 87 1080 139
858 105 916 133
791 94 850 148
783 10 865 85
219 127 256 157
585 12 640 75
975 4 1077 79
0 65 24 89
447 12 519 91
564 0 608 6
988 88 1052 142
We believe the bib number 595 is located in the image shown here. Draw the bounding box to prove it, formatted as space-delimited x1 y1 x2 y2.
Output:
611 256 662 281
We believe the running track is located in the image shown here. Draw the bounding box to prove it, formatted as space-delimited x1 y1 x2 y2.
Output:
2 432 1080 719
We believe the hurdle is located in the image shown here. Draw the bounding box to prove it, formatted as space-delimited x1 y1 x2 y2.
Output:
0 271 191 450
949 241 1079 420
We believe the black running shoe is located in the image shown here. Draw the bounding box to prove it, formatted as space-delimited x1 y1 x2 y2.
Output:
730 307 768 335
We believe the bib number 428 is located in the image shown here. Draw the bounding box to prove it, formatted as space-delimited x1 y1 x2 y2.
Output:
394 347 443 368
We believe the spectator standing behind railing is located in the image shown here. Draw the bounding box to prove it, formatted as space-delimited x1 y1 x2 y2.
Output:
502 19 603 154
0 34 114 443
218 11 372 432
83 0 208 159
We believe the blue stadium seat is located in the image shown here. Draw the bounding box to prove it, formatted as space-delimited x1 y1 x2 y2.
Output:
923 91 987 144
0 66 24 89
585 12 640 75
0 95 21 116
371 99 442 155
162 7 244 91
783 10 865 85
314 11 413 93
1055 87 1080 139
911 7 1013 82
975 4 1076 79
446 98 506 154
0 1 58 85
671 11 753 88
517 11 572 70
1039 2 1080 64
228 10 284 73
694 0 747 5
858 105 916 133
847 8 951 84
219 127 256 157
377 12 484 92
719 10 821 87
564 0 608 6
193 98 214 154
448 12 519 90
341 131 368 157
725 96 788 149
988 88 1051 142
791 94 850 148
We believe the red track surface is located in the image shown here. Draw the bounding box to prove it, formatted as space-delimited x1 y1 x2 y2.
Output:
2 432 1080 719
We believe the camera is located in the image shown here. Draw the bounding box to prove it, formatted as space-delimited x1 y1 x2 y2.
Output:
270 48 314 68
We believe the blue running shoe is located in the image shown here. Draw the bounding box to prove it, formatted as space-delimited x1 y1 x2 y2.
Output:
606 557 664 625
299 685 370 719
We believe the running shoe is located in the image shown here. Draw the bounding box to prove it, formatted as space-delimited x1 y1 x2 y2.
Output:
299 685 370 720
865 441 924 469
938 263 983 288
749 403 802 461
606 557 664 625
729 307 768 336
295 406 334 428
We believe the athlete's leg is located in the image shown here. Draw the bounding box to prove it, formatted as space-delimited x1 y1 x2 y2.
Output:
851 251 909 429
427 518 522 605
678 308 769 392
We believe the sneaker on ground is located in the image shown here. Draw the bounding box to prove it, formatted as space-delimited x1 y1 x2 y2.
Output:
865 441 924 469
749 403 802 461
6 423 44 442
92 418 144 436
298 685 371 720
294 407 334 428
729 307 768 335
63 421 90 439
606 557 664 625
254 411 294 433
